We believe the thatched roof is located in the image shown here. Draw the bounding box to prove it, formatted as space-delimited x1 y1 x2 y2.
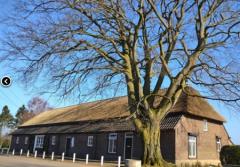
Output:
22 96 129 127
171 87 225 122
21 87 225 127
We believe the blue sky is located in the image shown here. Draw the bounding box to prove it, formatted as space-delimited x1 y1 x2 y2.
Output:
0 1 239 145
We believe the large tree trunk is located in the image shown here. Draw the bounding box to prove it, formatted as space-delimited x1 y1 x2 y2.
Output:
140 119 174 167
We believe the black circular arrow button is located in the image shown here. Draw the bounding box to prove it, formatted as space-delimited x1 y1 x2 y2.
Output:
1 76 12 87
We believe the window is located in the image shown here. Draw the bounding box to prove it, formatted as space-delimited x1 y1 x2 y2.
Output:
87 136 93 147
35 135 44 148
51 136 56 145
108 133 117 153
16 137 19 144
203 119 208 131
216 137 222 152
188 135 197 158
24 137 29 145
71 137 75 148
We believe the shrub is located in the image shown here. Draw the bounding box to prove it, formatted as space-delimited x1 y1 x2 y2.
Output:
220 145 240 165
179 162 220 167
1 138 11 148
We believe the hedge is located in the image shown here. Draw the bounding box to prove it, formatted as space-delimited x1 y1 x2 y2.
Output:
220 145 240 165
1 138 11 148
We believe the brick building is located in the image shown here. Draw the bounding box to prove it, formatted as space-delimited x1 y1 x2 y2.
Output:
10 87 232 165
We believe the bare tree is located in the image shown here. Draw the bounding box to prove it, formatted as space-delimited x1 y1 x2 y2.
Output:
27 97 52 114
14 98 52 126
0 0 240 166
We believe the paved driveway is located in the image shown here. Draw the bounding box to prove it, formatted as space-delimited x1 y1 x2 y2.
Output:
0 155 116 167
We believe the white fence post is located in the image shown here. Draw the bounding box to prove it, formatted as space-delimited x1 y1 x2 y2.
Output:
101 156 104 166
42 151 46 159
12 149 15 156
1 148 3 154
118 156 121 167
20 149 23 156
7 149 9 155
51 152 54 160
86 154 89 165
34 150 37 158
27 150 30 157
61 152 65 162
73 153 76 163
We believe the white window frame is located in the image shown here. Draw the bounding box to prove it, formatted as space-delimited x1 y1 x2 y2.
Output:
203 119 208 131
16 137 20 144
51 136 56 146
216 137 222 152
188 135 197 158
71 137 75 148
34 135 45 149
87 136 93 147
24 137 29 145
108 133 117 153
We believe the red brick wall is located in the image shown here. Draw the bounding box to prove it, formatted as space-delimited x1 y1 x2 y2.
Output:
175 115 231 165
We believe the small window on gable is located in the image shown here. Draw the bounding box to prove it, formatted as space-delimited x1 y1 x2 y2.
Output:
216 137 221 152
24 137 29 145
87 136 93 147
16 137 20 144
51 136 56 145
203 119 208 131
